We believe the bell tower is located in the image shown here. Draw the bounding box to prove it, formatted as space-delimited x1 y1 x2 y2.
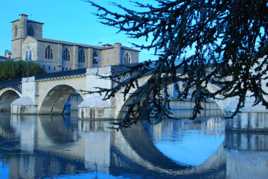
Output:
11 14 43 59
12 14 28 59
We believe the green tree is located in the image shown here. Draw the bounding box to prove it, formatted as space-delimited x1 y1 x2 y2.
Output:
0 60 46 81
89 0 268 127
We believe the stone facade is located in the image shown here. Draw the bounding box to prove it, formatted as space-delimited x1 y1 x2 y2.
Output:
11 14 139 73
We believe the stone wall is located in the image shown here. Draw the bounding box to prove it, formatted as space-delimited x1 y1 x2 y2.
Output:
22 37 38 61
100 47 120 66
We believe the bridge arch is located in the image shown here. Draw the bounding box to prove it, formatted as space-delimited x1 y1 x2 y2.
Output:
112 76 226 175
39 115 80 144
0 113 17 139
39 84 83 114
114 75 225 119
0 88 21 112
114 107 226 175
113 120 225 176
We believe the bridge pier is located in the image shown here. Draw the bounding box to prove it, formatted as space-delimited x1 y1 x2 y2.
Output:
78 67 115 120
11 77 37 115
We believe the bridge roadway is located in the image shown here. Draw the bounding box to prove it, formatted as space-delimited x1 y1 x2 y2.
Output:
0 114 226 178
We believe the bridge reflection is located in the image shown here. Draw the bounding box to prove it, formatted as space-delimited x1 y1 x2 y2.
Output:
0 115 267 178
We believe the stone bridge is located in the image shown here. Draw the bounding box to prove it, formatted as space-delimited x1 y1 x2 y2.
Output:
0 66 232 119
0 66 268 119
0 68 113 117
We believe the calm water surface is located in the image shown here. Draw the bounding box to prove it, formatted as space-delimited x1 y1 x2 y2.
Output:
0 113 267 179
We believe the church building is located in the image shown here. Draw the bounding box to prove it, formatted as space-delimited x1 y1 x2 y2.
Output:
11 14 139 72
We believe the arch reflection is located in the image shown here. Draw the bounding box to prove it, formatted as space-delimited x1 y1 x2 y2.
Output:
0 114 266 178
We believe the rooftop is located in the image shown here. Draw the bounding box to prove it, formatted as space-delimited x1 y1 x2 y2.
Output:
38 38 139 51
11 13 44 24
12 13 139 52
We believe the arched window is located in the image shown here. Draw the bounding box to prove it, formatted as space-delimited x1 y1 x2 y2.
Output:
14 25 18 38
124 52 132 64
93 50 99 65
78 47 85 63
25 50 32 61
62 48 70 61
45 45 53 59
27 25 34 36
25 51 28 60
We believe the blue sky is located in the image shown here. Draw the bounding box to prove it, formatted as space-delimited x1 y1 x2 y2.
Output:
0 0 156 61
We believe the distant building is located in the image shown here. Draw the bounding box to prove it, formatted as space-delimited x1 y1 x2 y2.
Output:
4 50 12 59
0 56 8 61
0 50 12 62
11 14 139 73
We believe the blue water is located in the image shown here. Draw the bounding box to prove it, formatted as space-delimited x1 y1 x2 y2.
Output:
0 161 8 179
0 114 225 178
155 130 224 165
147 118 225 166
0 114 266 178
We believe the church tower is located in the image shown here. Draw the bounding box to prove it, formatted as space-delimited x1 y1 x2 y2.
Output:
11 14 43 59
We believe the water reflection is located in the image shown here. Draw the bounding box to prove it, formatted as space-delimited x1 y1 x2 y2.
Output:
0 114 266 178
147 117 225 165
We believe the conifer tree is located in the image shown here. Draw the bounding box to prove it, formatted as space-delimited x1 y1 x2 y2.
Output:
89 0 268 127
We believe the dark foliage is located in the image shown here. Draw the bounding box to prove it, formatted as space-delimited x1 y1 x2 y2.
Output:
89 0 268 127
0 60 46 81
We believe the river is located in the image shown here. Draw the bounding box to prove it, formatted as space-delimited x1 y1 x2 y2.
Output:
0 112 267 179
